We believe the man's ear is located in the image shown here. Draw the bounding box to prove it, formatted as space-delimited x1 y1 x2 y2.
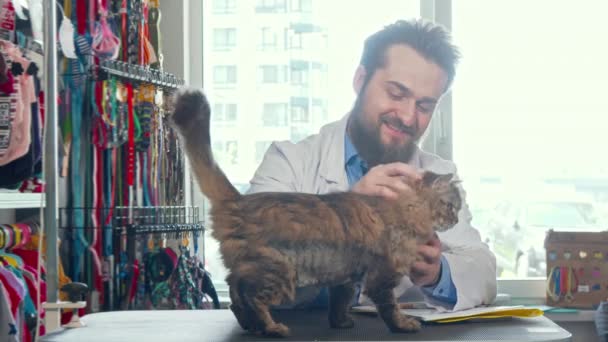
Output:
353 65 367 95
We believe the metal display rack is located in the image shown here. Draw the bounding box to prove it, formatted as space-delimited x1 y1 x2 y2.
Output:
42 0 189 330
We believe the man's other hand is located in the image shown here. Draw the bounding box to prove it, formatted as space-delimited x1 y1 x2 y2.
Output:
352 162 422 200
411 234 442 287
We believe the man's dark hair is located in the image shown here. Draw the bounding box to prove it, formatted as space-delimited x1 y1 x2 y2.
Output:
359 19 461 91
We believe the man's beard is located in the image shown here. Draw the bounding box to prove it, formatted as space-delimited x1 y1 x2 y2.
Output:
348 95 418 168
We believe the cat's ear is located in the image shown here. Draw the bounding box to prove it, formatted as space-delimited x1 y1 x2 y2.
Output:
422 171 453 187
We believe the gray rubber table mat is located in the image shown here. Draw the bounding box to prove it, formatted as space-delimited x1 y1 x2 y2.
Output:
42 308 572 341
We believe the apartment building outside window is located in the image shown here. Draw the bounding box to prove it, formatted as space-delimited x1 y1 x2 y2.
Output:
260 27 278 50
259 65 288 83
212 103 238 125
213 65 237 85
213 28 237 50
213 0 236 14
262 103 288 127
256 0 286 13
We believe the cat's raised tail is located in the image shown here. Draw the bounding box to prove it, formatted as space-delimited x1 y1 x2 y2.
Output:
170 88 241 205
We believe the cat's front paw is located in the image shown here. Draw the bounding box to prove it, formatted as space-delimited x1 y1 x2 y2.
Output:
329 315 355 329
387 315 421 333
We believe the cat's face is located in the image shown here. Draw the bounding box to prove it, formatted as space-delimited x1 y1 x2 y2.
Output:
422 172 462 232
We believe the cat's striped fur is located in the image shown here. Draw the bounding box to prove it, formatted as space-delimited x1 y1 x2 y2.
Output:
170 88 462 337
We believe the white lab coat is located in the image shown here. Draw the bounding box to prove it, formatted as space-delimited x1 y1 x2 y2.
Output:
248 113 497 311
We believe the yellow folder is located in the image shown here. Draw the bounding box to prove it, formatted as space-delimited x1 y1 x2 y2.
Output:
352 305 544 323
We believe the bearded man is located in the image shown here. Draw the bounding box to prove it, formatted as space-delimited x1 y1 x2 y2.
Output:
246 19 496 312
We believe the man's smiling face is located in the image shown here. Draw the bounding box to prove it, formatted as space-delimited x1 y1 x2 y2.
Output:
349 44 448 166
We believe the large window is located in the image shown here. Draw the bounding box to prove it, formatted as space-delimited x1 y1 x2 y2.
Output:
197 0 608 303
451 0 608 284
202 0 435 295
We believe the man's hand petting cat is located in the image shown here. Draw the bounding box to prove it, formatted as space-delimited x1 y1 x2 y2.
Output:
410 234 442 287
352 162 422 200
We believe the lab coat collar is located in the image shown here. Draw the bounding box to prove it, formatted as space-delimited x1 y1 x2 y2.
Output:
318 113 350 184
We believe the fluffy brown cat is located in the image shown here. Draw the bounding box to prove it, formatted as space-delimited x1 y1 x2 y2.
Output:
170 88 462 337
